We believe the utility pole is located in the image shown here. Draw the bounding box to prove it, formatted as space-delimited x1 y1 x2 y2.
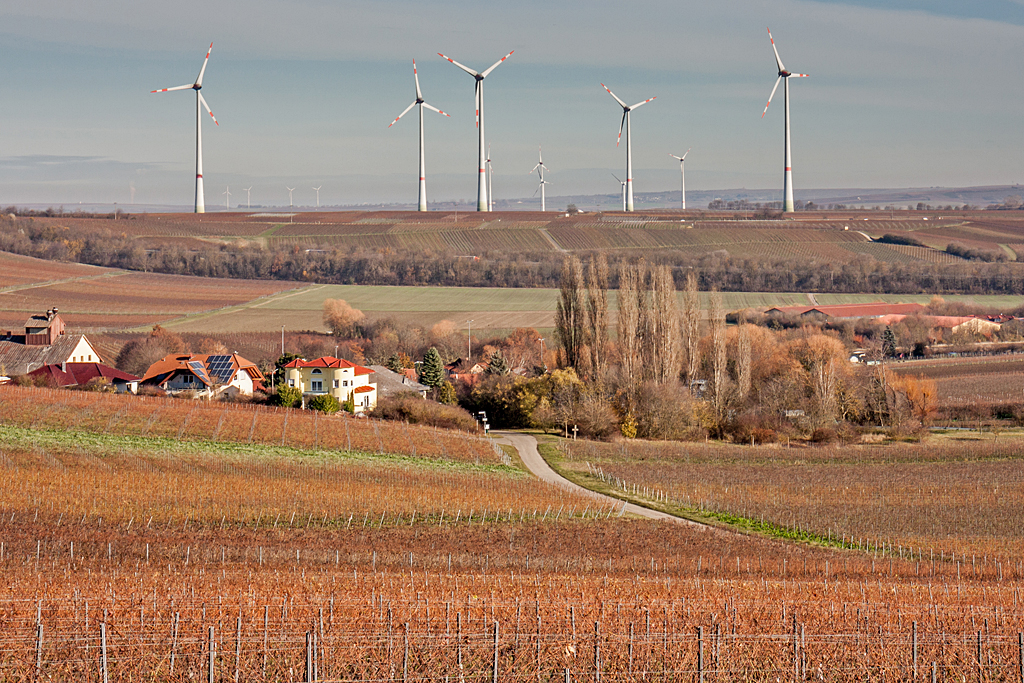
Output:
466 319 474 362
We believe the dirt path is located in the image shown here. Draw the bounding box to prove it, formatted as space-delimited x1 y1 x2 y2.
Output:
494 431 701 526
537 228 567 253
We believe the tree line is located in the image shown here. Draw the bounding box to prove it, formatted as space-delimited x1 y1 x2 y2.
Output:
5 214 1024 294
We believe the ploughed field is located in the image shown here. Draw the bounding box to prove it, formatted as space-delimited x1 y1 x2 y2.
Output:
1 387 1024 681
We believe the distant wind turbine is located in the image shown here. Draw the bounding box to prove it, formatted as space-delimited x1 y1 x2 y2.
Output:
150 43 219 214
611 173 626 212
243 186 252 209
438 50 514 211
668 149 691 210
761 27 808 213
313 185 322 208
529 147 550 212
286 187 295 208
601 84 655 212
222 186 231 209
389 60 450 212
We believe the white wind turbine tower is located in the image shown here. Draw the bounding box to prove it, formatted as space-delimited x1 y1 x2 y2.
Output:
529 146 550 212
286 187 295 207
611 173 627 212
486 145 494 211
762 27 808 213
150 43 219 214
222 186 231 209
668 149 690 210
313 185 322 208
602 84 655 212
389 60 450 212
243 186 252 209
438 50 514 211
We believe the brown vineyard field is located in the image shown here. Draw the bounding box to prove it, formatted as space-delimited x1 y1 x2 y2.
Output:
1 387 1023 681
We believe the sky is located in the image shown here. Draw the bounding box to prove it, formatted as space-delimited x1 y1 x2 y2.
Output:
0 0 1022 208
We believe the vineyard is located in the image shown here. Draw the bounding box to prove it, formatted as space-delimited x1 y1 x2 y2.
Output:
554 437 1024 562
1 387 1024 679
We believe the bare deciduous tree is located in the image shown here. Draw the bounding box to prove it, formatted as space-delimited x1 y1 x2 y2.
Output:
682 270 701 384
586 254 610 379
554 256 586 370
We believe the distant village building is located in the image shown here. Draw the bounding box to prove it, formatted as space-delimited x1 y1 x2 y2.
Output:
764 302 926 320
283 357 377 413
28 362 140 394
0 308 104 375
141 353 265 398
368 365 429 399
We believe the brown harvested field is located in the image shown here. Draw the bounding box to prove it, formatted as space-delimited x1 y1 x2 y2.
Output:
0 250 116 288
895 355 1024 406
0 252 303 331
552 436 1024 561
24 209 1020 262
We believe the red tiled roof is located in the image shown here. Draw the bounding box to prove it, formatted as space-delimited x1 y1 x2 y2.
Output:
284 356 373 375
767 303 926 318
27 364 77 387
141 352 264 386
353 385 375 393
65 363 139 384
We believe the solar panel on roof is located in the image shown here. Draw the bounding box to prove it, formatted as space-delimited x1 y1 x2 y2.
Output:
206 355 235 383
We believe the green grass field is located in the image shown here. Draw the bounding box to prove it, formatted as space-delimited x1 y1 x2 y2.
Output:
160 285 1024 334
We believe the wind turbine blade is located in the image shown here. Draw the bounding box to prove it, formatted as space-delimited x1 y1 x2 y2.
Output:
151 84 193 93
480 50 514 78
767 28 785 73
790 73 810 78
682 148 690 160
616 111 626 147
198 92 218 125
529 163 540 174
413 60 423 101
388 101 417 128
628 96 656 110
196 42 213 87
761 76 782 118
438 53 479 77
601 84 628 109
611 173 622 183
669 153 682 161
422 102 450 117
533 186 540 197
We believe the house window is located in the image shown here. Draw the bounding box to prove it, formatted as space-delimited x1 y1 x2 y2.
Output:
88 355 93 361
311 380 323 392
311 369 322 375
333 379 339 388
183 375 194 384
288 379 295 387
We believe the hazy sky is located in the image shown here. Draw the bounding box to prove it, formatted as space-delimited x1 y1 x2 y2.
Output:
0 0 1021 207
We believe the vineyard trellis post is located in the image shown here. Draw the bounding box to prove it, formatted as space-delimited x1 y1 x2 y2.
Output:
493 620 500 683
234 615 242 683
34 622 43 681
699 624 706 683
913 621 918 680
100 622 108 683
208 626 215 683
1018 632 1023 683
403 623 410 683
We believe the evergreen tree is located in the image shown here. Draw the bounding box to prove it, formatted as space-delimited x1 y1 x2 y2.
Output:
342 391 356 414
419 347 445 388
385 354 404 373
438 381 457 405
486 350 510 375
271 385 302 408
882 326 897 358
308 393 340 414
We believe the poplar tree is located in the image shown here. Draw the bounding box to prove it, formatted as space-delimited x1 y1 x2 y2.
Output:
554 256 586 370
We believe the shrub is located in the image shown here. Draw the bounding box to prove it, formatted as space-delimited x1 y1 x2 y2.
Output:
270 385 302 408
307 393 340 414
875 233 925 247
370 393 478 432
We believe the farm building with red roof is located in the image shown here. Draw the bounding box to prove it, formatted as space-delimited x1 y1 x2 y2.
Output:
765 302 926 319
141 353 265 398
27 362 140 393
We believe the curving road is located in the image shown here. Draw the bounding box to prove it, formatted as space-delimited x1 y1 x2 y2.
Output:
494 431 702 526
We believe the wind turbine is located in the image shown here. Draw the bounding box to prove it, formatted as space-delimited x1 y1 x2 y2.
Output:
438 50 514 211
313 185 322 208
761 27 808 213
601 84 654 212
243 186 252 209
529 146 550 212
611 173 626 212
668 149 690 210
222 186 231 209
150 43 218 214
389 60 450 212
286 187 295 208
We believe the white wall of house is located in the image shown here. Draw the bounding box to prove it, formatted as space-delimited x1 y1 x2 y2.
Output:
66 337 101 364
